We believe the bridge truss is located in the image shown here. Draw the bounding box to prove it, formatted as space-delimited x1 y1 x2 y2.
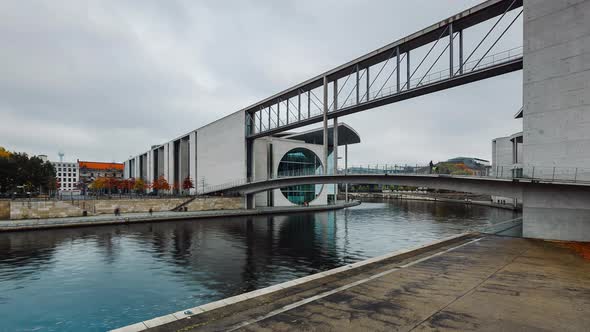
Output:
244 0 523 140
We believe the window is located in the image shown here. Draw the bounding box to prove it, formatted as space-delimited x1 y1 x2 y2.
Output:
277 148 323 205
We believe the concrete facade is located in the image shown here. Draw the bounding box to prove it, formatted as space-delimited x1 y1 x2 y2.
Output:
523 0 590 172
522 0 590 240
196 111 247 190
491 136 513 174
253 137 329 207
51 161 79 192
125 111 247 196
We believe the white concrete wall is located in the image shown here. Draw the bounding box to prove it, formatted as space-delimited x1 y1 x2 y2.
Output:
134 156 140 180
196 110 246 189
167 142 175 185
523 0 590 174
253 138 269 206
189 131 197 194
491 136 513 174
124 160 129 178
515 141 523 164
253 137 328 207
147 150 154 190
523 0 590 241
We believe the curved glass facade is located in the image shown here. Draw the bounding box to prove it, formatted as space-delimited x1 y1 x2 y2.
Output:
277 148 323 205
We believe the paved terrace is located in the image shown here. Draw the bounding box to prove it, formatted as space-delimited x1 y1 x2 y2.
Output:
121 234 590 332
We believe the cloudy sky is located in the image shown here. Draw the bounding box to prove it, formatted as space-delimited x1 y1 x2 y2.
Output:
0 0 523 165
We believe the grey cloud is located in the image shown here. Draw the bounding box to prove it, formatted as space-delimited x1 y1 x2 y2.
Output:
0 0 521 165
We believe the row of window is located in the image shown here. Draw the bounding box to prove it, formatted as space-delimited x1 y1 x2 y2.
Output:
57 173 76 177
57 168 77 172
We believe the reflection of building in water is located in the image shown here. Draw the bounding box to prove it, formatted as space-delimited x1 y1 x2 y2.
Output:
0 213 342 297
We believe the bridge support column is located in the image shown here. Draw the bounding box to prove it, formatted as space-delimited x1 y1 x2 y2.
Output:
333 117 338 200
333 77 339 202
245 193 255 210
345 144 348 202
323 76 329 174
523 186 590 242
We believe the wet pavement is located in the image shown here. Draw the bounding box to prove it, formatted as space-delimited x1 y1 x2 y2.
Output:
139 234 590 332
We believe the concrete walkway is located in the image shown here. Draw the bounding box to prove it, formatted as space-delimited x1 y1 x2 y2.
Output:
127 234 590 332
0 201 360 232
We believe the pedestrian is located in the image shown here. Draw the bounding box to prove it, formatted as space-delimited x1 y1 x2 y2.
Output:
429 160 434 174
149 208 153 216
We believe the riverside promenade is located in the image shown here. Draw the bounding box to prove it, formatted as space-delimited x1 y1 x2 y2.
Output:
115 233 590 332
0 201 360 232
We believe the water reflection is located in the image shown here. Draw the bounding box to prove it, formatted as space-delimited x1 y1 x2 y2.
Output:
0 200 518 331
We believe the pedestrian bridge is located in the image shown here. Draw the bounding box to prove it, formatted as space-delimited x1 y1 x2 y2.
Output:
205 174 590 201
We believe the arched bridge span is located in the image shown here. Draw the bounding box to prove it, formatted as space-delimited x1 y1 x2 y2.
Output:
212 174 590 200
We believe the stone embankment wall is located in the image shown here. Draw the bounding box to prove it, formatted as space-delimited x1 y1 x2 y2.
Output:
184 197 243 211
10 201 86 219
0 201 11 219
3 197 244 220
81 198 188 215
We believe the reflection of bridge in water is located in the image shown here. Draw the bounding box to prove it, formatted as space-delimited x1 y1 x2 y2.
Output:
236 0 590 242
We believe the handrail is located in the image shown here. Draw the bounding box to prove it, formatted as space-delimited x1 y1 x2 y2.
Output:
199 163 590 194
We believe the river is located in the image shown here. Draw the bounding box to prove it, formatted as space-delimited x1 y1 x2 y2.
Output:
0 200 519 331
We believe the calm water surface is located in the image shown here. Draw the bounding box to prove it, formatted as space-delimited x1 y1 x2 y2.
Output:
0 200 519 331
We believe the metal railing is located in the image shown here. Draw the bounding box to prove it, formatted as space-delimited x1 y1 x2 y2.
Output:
338 46 523 109
248 46 524 135
199 162 590 195
490 165 590 183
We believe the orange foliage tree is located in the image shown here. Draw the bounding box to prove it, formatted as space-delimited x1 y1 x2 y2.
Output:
182 176 194 194
152 176 170 194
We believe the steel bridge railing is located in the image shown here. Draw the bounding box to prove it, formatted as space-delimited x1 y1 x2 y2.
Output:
338 47 523 110
198 163 590 195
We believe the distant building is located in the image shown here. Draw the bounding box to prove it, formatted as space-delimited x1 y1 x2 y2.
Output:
490 107 524 206
78 161 124 188
51 161 80 192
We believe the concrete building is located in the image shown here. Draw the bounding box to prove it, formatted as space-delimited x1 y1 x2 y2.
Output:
521 0 590 241
122 0 590 241
51 161 79 192
124 118 360 207
491 108 524 206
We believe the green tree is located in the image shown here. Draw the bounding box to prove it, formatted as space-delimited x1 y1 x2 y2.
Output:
0 151 56 194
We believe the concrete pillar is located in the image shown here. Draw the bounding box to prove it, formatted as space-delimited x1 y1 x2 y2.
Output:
147 151 153 191
522 0 590 241
345 144 348 202
323 76 329 174
134 156 140 180
189 131 197 195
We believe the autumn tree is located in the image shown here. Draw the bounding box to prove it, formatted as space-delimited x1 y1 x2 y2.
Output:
152 176 170 195
133 178 146 193
0 147 11 159
182 176 194 194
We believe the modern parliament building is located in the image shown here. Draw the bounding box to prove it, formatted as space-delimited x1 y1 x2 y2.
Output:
123 109 361 208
